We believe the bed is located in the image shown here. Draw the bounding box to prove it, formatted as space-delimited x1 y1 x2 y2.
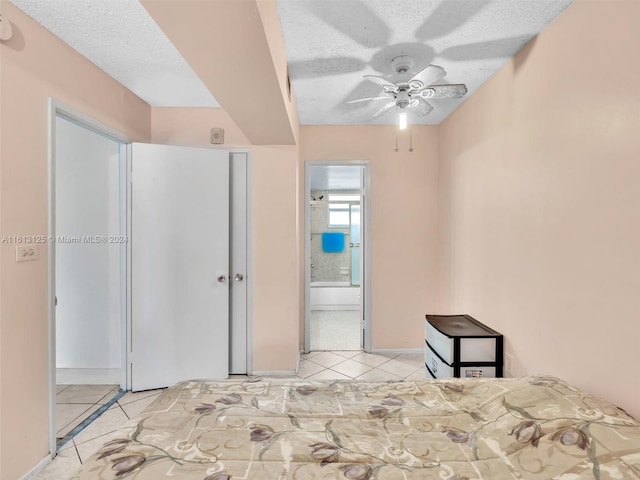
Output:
72 376 640 479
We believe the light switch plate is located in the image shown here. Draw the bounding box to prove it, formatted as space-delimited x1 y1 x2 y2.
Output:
16 244 39 262
210 128 225 144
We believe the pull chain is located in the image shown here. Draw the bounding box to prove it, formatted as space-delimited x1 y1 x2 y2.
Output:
394 125 415 152
409 124 414 152
395 126 399 152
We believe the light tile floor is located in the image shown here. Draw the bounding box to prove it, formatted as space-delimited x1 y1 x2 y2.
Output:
35 350 426 480
310 310 361 350
55 384 120 440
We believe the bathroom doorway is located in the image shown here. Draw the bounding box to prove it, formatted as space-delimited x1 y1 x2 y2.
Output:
305 162 370 352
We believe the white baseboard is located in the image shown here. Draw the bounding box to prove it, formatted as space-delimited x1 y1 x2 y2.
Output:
251 370 298 377
20 454 52 480
56 368 120 385
370 348 424 355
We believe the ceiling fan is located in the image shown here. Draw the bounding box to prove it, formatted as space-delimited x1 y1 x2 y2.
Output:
346 56 468 128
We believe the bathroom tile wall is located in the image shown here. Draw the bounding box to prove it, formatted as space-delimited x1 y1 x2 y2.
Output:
310 190 358 283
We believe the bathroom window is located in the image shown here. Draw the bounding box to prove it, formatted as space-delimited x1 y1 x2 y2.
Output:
328 203 350 227
327 194 361 227
328 194 360 202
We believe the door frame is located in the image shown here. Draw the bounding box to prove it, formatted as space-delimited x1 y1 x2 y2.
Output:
304 160 372 352
229 151 251 375
47 98 130 455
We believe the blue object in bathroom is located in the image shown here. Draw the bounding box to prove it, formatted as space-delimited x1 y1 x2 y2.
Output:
322 232 345 253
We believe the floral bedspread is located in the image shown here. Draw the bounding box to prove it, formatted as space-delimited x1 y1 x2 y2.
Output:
72 376 640 479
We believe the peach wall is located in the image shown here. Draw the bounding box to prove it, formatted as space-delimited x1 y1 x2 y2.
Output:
251 146 301 371
152 107 250 147
300 126 440 350
255 0 300 144
438 0 640 418
0 3 151 478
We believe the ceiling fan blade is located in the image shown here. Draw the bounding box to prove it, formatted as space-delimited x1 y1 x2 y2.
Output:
335 79 385 108
345 96 391 104
371 101 397 118
363 75 399 91
420 84 468 99
409 65 446 88
412 98 434 117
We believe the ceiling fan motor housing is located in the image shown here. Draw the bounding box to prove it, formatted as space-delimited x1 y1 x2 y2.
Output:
391 55 414 74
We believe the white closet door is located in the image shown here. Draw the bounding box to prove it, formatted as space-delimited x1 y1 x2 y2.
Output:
131 143 229 391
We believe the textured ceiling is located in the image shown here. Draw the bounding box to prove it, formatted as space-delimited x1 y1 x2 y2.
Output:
276 0 573 125
6 0 574 123
9 0 219 107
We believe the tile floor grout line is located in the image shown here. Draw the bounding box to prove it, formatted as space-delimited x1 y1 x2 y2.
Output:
304 351 398 370
95 386 122 405
56 390 126 451
74 424 130 447
300 357 420 379
56 385 72 395
325 367 352 379
117 401 131 421
56 404 98 438
72 439 82 465
118 390 164 406
304 356 348 369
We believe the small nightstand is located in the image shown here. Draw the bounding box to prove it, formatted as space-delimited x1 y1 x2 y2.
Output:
425 314 503 379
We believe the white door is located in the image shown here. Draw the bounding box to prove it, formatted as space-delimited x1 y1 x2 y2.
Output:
130 143 229 391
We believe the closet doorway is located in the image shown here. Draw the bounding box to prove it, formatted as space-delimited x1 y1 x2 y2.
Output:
305 162 371 352
52 113 127 449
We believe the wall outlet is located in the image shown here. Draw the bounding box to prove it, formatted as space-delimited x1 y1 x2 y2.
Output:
16 244 39 262
505 352 513 377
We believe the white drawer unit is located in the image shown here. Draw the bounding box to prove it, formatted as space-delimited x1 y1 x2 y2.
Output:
425 314 503 379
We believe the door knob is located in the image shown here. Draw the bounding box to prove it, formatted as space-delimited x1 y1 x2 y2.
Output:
234 273 244 281
217 275 227 283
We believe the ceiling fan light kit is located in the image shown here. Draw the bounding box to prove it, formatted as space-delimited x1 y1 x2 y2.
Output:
398 110 408 130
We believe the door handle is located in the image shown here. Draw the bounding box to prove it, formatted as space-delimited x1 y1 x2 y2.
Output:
217 275 227 283
234 273 244 282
